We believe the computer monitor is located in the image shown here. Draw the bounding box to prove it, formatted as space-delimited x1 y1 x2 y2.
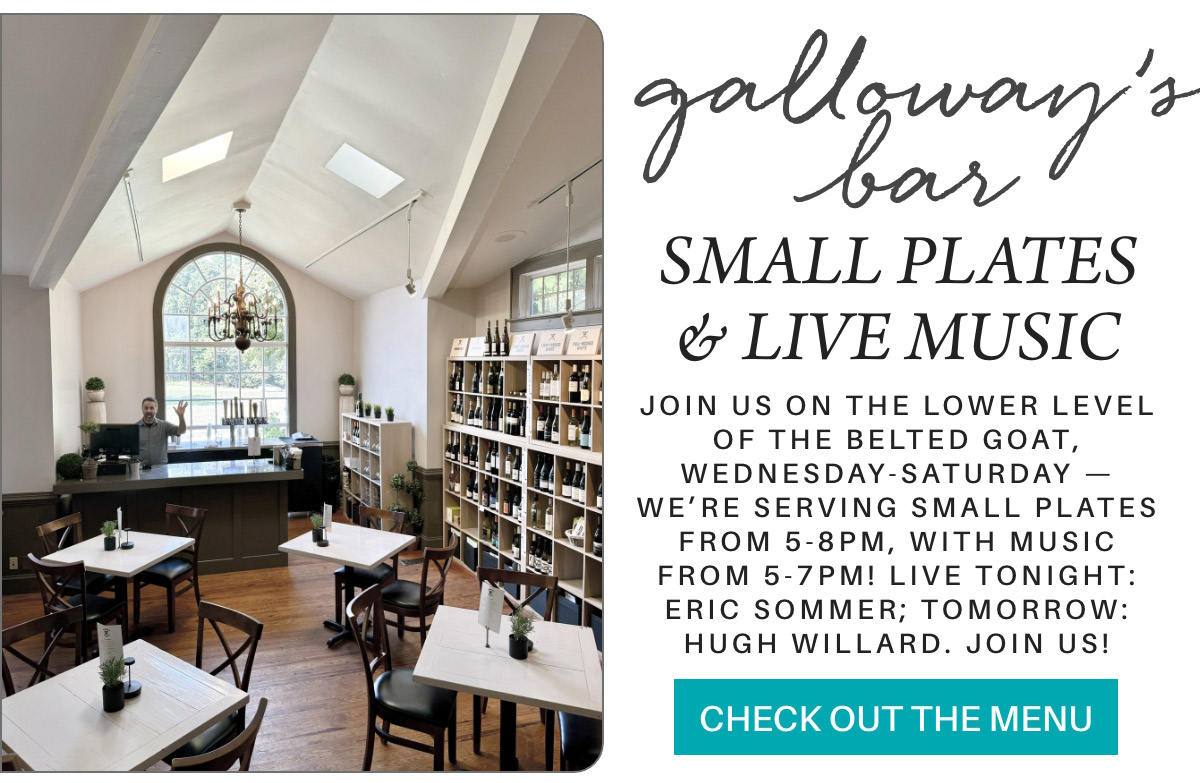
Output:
90 424 139 460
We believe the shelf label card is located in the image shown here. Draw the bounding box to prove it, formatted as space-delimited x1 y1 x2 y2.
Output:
537 330 567 356
466 337 486 357
449 337 469 357
509 332 536 357
567 327 603 356
478 583 503 634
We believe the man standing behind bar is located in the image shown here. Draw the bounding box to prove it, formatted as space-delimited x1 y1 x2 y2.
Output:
139 397 188 467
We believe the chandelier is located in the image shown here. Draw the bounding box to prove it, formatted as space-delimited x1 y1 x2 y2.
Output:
207 201 281 352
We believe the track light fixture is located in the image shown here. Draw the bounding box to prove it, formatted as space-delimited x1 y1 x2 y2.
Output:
561 180 576 334
404 206 417 297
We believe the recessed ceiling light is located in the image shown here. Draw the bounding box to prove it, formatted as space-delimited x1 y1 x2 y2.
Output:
325 143 405 198
162 131 233 183
494 230 526 243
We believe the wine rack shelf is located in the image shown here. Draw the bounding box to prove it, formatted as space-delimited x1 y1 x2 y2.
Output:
441 349 603 636
340 414 412 521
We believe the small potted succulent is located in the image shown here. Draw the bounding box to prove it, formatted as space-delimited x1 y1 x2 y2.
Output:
311 513 328 546
508 606 535 660
338 373 356 396
85 376 106 401
100 656 125 712
101 520 119 551
373 403 382 419
385 406 394 422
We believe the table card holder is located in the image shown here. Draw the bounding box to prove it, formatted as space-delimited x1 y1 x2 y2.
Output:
123 656 141 698
117 506 134 549
478 584 503 648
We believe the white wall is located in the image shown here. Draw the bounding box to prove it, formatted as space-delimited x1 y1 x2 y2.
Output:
49 278 83 458
428 289 477 460
2 277 56 492
79 233 354 441
473 269 511 335
355 287 429 464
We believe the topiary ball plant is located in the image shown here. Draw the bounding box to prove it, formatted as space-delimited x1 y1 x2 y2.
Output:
57 453 85 480
338 373 356 386
85 376 105 391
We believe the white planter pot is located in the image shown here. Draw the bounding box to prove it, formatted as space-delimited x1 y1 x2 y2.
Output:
339 384 355 396
86 390 105 402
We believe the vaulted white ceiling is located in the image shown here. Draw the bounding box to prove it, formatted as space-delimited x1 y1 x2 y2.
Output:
2 13 601 299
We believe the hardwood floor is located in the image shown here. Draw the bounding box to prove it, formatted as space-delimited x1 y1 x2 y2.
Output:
2 515 565 771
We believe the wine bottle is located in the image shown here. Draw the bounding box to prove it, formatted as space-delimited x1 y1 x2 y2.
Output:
529 501 539 535
567 408 579 448
580 412 591 450
514 528 523 558
575 464 586 503
593 516 602 555
471 363 480 393
550 406 560 443
563 462 573 500
535 405 546 440
485 321 492 356
504 447 513 477
502 319 510 356
551 366 560 399
580 365 590 403
546 458 555 494
513 487 523 521
544 498 554 533
596 477 602 509
568 364 580 403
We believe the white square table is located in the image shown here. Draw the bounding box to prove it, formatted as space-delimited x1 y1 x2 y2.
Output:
1 639 248 770
44 530 195 638
278 521 416 646
413 605 603 770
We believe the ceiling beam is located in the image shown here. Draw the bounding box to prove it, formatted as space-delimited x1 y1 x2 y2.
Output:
421 14 586 299
28 14 218 290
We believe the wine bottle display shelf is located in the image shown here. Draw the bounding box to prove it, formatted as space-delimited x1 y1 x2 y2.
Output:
339 415 412 519
443 352 603 620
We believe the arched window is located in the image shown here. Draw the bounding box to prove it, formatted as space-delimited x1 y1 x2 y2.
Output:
153 244 297 444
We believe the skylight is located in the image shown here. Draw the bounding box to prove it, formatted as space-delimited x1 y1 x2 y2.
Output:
162 131 233 183
325 143 405 198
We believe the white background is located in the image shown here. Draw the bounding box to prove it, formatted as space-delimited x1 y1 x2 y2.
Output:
15 1 1199 778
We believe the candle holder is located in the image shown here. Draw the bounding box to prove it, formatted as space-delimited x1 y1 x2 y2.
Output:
123 656 142 698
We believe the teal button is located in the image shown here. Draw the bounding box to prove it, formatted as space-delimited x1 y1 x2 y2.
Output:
675 679 1116 755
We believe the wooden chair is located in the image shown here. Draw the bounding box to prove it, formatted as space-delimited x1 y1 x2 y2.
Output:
134 504 207 633
557 712 602 770
171 698 268 771
28 553 126 656
332 506 406 627
162 601 263 764
35 513 116 596
347 584 457 771
2 604 85 696
380 534 457 647
472 567 560 766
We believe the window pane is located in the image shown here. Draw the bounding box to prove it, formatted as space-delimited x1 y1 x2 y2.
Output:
165 374 189 399
263 347 286 372
190 400 217 429
558 293 570 312
530 297 541 316
573 268 586 288
215 347 239 372
191 373 215 399
216 373 239 400
173 262 203 292
166 346 189 373
266 398 289 426
574 290 586 309
190 316 213 341
240 374 263 394
240 348 263 372
195 253 224 282
265 372 286 397
163 285 189 314
164 315 188 342
543 274 558 293
531 277 543 297
190 347 214 373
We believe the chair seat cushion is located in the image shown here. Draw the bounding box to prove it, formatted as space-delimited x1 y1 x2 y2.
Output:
64 571 116 595
380 580 441 611
139 556 194 584
163 715 237 763
335 563 393 587
375 669 456 726
65 593 126 624
558 711 602 766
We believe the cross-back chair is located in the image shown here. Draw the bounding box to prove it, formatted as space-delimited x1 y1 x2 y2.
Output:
332 506 407 627
347 584 457 770
2 604 85 696
472 566 560 766
134 504 207 633
171 698 268 771
35 513 116 596
28 553 126 657
380 534 457 647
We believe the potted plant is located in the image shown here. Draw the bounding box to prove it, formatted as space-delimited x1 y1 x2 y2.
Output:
311 513 328 546
508 606 534 660
373 404 382 419
338 373 356 396
385 406 394 422
389 459 425 547
100 656 125 712
101 520 119 550
56 453 84 481
85 376 106 402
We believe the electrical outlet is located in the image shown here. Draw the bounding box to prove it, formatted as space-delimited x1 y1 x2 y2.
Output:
8 556 16 571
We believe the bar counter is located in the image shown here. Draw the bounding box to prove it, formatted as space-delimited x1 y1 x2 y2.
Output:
54 460 302 575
